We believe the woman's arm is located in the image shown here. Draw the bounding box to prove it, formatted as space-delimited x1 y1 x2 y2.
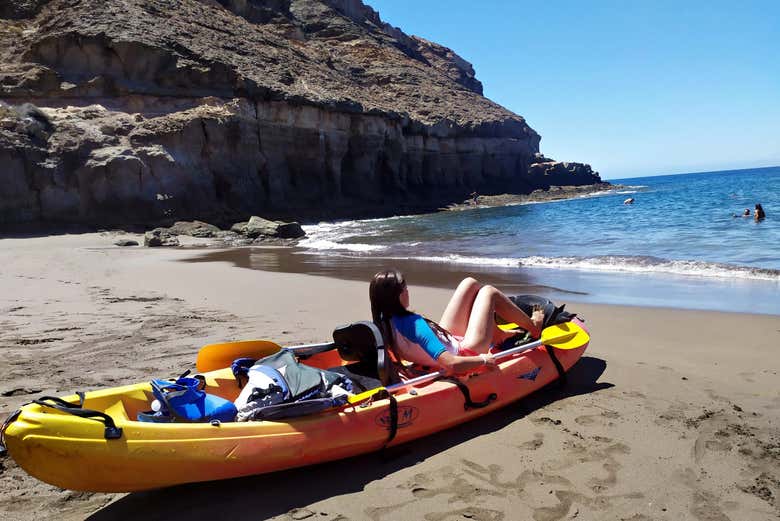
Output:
395 315 497 373
437 351 497 374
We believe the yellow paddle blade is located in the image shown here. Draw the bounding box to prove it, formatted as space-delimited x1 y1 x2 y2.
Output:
539 321 589 350
196 340 282 372
347 386 387 405
498 322 521 332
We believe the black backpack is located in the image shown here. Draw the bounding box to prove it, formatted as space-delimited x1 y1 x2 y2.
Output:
508 294 577 328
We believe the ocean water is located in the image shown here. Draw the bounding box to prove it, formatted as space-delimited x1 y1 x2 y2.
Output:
298 167 780 314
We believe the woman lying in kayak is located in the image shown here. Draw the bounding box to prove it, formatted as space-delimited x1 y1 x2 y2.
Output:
369 269 545 374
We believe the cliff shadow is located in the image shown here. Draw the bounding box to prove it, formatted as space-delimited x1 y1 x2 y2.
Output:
89 356 612 521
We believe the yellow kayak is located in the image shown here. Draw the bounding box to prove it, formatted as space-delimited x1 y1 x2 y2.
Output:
1 320 589 492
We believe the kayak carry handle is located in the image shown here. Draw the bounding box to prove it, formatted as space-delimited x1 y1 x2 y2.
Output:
33 396 123 440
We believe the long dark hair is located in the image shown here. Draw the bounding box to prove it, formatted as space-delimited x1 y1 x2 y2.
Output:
369 269 454 353
755 203 765 219
369 269 411 348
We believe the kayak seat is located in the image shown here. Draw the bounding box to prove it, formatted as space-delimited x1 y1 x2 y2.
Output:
326 362 383 393
332 321 399 386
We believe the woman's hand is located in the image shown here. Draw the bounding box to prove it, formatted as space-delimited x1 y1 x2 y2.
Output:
479 353 498 370
438 351 498 374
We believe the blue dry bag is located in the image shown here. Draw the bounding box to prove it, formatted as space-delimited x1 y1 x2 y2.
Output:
138 376 237 423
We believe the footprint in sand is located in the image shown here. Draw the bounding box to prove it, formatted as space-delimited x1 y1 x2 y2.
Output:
424 506 504 521
674 468 735 521
704 439 732 452
532 416 562 426
738 371 756 383
398 463 508 504
0 388 42 397
517 433 545 450
574 410 620 426
393 459 648 521
287 509 350 521
586 444 631 492
365 500 416 521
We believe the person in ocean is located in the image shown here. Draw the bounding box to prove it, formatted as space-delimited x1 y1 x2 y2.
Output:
624 197 634 205
754 203 766 221
369 269 544 374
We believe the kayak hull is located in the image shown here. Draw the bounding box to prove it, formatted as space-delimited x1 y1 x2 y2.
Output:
3 319 589 492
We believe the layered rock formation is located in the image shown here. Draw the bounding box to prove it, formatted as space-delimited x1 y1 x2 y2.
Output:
527 153 602 189
0 0 601 227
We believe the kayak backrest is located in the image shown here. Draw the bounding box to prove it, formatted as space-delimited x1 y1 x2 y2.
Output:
332 321 397 385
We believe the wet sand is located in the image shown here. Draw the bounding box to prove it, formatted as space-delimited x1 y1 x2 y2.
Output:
0 234 778 521
185 247 780 315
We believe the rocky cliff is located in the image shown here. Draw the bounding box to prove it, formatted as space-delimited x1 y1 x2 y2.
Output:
0 0 601 227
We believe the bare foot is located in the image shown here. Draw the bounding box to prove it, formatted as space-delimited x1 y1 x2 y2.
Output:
531 304 545 336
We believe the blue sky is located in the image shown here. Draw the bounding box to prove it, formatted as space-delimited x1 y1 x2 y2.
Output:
365 0 780 179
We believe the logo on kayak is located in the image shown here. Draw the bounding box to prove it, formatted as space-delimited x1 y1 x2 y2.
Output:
375 406 419 429
518 367 541 381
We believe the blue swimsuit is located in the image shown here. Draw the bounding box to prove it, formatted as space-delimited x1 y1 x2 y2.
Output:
391 313 454 360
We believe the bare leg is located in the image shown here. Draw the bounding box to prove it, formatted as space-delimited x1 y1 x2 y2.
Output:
493 292 544 337
460 286 544 353
438 277 482 336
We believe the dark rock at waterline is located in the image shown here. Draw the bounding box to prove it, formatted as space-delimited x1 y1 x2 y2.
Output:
230 222 249 235
144 228 179 247
141 217 305 246
243 216 279 239
238 216 306 239
169 220 221 238
276 222 305 239
114 239 138 247
0 0 602 228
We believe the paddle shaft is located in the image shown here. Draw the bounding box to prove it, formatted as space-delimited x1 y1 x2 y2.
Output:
383 334 562 393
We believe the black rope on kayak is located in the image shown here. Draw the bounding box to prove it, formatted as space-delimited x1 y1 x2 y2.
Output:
439 376 497 410
372 389 399 449
32 396 123 440
544 344 567 388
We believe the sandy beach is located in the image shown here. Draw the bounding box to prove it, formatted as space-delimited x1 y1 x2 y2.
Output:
0 234 778 521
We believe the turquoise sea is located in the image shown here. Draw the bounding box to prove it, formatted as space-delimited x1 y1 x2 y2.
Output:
297 166 780 315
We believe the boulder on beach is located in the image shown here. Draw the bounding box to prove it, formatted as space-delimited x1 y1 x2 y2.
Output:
169 221 221 238
238 216 306 239
144 228 180 247
244 216 280 239
230 222 249 235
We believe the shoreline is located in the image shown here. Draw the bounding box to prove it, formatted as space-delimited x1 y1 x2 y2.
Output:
185 246 780 316
0 233 778 520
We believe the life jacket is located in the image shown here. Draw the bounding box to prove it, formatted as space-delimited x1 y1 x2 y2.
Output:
231 349 353 422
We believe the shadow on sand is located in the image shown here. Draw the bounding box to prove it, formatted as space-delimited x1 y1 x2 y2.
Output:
89 356 612 521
